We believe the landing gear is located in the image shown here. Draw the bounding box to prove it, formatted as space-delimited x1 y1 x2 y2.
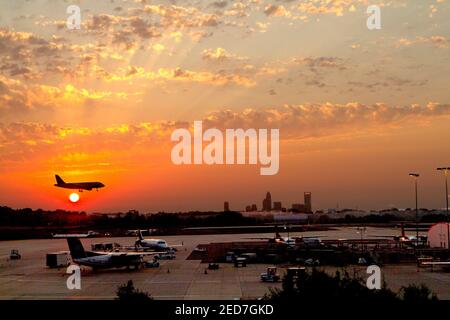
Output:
126 263 141 271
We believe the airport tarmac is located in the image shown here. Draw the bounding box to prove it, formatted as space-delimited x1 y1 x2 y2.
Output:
0 227 448 300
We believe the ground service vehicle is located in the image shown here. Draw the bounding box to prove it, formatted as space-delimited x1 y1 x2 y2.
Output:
10 250 21 260
260 267 280 282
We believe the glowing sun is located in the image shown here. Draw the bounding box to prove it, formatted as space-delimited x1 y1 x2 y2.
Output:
69 193 80 203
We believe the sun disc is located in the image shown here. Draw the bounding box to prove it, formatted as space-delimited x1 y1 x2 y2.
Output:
69 193 80 203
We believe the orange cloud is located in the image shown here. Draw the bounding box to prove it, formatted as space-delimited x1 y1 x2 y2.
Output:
201 47 247 62
3 102 450 166
0 75 140 114
106 66 256 87
397 36 449 49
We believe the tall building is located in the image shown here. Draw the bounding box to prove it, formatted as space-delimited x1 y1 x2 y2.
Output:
251 204 257 211
273 201 282 211
224 201 230 212
304 192 312 213
262 192 272 211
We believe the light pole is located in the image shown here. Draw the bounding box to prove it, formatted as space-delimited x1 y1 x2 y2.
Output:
409 173 420 249
284 224 291 241
356 226 366 254
437 167 450 250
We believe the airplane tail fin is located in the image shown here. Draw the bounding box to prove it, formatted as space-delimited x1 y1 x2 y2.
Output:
55 175 65 185
67 237 87 259
138 230 144 241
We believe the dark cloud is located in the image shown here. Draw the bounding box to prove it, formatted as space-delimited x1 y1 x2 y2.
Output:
348 76 428 91
210 1 228 9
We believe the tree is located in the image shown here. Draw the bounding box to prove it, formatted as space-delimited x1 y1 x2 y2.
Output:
116 280 153 302
264 268 435 302
400 284 437 302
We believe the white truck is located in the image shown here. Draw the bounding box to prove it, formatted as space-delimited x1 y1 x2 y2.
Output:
46 251 70 268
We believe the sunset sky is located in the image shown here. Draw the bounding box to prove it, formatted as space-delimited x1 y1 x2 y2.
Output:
1 0 450 212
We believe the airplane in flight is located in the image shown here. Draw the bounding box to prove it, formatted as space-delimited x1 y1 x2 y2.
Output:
134 230 181 251
62 235 161 270
54 175 105 192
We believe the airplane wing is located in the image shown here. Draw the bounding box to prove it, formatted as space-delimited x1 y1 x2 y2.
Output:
52 233 90 238
292 235 328 239
242 237 273 240
421 261 450 266
97 251 166 256
368 235 398 238
243 235 328 240
75 184 92 190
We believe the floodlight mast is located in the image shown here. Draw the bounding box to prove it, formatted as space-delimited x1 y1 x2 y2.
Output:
409 173 420 249
436 167 450 250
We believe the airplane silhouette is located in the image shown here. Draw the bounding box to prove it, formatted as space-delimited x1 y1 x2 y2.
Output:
59 235 161 270
54 175 105 192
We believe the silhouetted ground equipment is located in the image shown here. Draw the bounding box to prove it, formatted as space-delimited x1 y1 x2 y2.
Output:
9 249 21 260
234 257 247 267
46 251 70 268
260 267 280 282
208 263 219 270
287 267 306 281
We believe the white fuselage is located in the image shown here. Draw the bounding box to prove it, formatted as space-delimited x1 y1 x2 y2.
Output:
74 253 142 268
282 237 296 246
139 239 168 249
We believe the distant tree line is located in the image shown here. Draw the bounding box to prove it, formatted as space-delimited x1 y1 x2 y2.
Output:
315 213 445 224
0 205 445 239
0 206 90 227
1 205 443 228
0 206 263 239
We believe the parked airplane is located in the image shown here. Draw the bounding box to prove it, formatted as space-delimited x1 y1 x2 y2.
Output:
245 232 325 247
63 235 159 270
54 175 105 192
420 261 450 272
245 232 285 242
134 230 181 251
370 224 427 246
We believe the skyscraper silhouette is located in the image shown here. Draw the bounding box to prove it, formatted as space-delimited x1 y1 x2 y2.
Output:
304 192 312 213
262 192 272 211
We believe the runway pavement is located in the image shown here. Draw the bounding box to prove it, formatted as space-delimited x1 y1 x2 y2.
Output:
0 227 448 300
